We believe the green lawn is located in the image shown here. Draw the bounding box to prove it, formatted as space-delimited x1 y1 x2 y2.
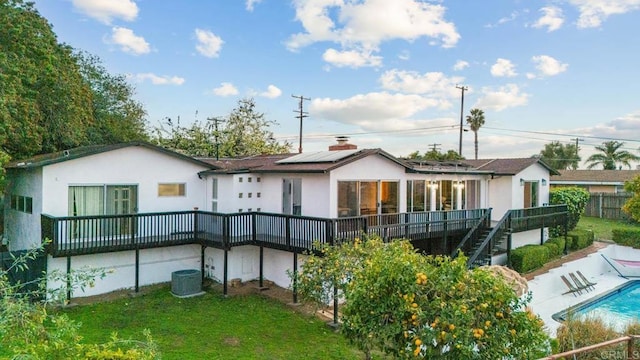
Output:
56 287 363 360
578 216 640 241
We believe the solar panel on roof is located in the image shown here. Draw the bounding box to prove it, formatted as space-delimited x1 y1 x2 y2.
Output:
276 150 359 163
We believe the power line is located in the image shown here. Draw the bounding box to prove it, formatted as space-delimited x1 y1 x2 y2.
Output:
207 116 226 160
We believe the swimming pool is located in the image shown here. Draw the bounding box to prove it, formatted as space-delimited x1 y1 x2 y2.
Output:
553 280 640 330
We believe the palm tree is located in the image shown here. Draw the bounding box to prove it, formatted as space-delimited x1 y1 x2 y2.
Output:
586 141 640 169
466 108 485 160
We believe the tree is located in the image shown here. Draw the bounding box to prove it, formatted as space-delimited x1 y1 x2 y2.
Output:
622 176 640 222
585 141 640 170
75 51 148 144
549 187 590 233
407 149 465 161
539 141 580 170
1 245 159 359
296 237 549 359
465 108 485 160
151 98 291 157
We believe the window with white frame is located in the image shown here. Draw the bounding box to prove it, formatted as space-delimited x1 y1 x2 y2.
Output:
158 183 186 197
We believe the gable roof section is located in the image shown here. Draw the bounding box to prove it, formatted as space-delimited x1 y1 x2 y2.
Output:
461 158 560 176
199 149 411 175
6 142 217 170
551 170 640 184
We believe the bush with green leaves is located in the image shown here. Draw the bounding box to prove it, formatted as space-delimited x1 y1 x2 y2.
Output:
511 244 550 273
623 176 640 223
295 236 550 359
550 187 590 234
612 228 640 248
567 228 595 250
0 246 160 359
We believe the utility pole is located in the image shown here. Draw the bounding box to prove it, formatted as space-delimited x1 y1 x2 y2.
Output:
455 85 468 156
207 116 226 160
571 137 584 168
428 143 441 152
292 94 310 154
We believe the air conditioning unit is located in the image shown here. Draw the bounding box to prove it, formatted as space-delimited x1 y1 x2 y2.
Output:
171 269 203 297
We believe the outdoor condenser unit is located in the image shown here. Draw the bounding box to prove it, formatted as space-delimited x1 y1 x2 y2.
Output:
171 269 202 297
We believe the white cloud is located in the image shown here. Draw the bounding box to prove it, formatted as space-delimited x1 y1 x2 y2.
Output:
569 0 640 28
260 85 282 99
106 27 150 55
286 0 459 68
246 0 262 11
311 92 442 130
71 0 138 24
532 6 564 32
453 60 469 71
195 29 224 58
379 69 463 102
322 48 383 68
475 84 529 111
213 82 238 96
532 55 568 76
526 73 536 79
485 10 523 28
132 73 185 85
398 50 410 61
490 58 517 77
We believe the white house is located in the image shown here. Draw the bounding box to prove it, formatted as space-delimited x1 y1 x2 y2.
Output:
3 140 562 299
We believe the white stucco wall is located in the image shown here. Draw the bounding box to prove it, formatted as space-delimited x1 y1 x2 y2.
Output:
41 146 210 217
488 176 513 220
5 168 43 250
47 244 200 298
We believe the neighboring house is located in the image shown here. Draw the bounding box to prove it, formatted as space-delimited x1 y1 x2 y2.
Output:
550 170 640 193
3 140 563 299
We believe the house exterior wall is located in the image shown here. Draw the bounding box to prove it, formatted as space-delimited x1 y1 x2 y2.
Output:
488 176 513 220
41 146 209 216
260 173 330 217
5 167 43 250
517 163 551 207
47 244 200 298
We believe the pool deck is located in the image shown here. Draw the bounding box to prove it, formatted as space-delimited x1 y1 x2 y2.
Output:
527 241 639 336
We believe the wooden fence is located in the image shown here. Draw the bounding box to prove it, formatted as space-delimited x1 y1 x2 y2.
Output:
584 192 632 220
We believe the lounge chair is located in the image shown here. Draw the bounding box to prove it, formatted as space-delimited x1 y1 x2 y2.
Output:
569 272 592 293
560 274 583 296
576 270 597 290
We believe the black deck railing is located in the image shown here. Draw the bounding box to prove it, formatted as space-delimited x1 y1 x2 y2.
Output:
41 209 490 257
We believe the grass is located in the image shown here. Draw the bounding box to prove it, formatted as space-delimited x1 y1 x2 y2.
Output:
55 287 363 360
577 216 640 241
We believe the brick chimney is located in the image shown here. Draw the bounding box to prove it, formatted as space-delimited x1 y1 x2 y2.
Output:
329 136 357 151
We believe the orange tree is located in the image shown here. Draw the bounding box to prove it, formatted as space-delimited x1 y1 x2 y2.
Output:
295 236 549 359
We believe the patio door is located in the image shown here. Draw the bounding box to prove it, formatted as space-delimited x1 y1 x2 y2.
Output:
106 185 137 236
69 185 137 238
282 178 302 215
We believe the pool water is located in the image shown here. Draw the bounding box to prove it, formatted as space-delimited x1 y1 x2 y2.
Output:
572 281 640 330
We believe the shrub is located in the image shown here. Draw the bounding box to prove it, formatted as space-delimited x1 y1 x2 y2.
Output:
546 237 566 255
511 244 550 273
543 242 560 258
567 229 594 250
550 187 590 234
555 315 621 359
612 228 640 248
623 176 640 222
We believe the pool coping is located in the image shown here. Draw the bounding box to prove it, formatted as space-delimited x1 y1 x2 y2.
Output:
551 279 639 323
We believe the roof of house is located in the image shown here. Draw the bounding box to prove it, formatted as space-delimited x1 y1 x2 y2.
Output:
5 141 217 170
551 170 640 184
461 158 560 176
198 149 410 175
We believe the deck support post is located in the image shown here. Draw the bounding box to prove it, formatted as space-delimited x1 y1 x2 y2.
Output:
259 246 264 288
292 251 298 304
223 248 228 297
201 245 205 286
135 247 139 293
66 256 71 302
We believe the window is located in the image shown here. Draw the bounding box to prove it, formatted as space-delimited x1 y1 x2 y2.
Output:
68 185 137 238
238 209 243 212
257 192 261 198
257 177 261 182
257 208 261 211
211 178 218 212
406 180 427 212
239 177 243 183
158 183 186 197
10 195 33 214
239 193 243 198
248 177 252 183
248 208 252 211
248 193 252 198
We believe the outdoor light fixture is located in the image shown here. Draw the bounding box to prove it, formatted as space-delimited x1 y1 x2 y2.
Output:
541 179 547 186
520 178 525 186
454 180 465 188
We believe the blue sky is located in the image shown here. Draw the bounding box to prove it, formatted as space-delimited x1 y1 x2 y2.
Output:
33 0 640 166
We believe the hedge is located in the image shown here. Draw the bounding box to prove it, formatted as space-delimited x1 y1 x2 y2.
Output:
543 241 560 258
546 237 566 255
511 244 550 273
612 228 640 249
567 229 594 251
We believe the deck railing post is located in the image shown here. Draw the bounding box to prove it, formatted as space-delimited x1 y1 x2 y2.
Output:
286 216 291 251
252 212 257 244
326 219 334 247
193 210 199 243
